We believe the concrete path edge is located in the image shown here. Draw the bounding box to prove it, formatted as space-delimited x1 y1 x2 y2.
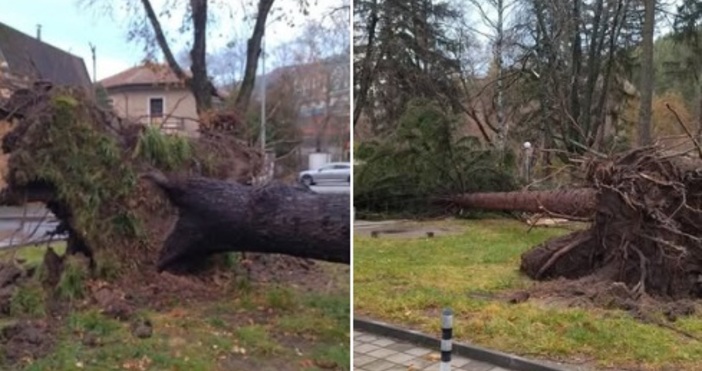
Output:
354 317 567 371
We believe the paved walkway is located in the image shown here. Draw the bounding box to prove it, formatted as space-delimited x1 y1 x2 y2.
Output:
354 330 513 371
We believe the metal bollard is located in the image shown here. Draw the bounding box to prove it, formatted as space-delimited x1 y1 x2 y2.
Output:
440 308 453 371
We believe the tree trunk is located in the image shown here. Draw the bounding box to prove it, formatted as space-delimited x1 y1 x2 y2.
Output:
140 0 219 113
638 0 655 146
189 0 212 113
146 173 350 272
353 0 379 128
447 189 597 218
235 0 276 114
495 0 506 156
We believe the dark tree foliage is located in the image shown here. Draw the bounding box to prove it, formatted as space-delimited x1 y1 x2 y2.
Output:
353 0 464 134
354 100 516 216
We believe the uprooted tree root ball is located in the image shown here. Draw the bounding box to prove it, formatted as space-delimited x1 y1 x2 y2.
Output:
0 85 341 306
1 85 260 268
520 147 702 300
448 145 702 301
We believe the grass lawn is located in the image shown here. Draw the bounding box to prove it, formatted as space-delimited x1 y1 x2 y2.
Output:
1 244 349 371
354 219 702 370
0 241 67 266
22 283 349 371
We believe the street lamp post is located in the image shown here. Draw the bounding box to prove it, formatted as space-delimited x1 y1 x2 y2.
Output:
523 141 533 183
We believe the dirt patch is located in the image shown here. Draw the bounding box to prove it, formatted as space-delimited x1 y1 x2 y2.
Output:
355 220 465 239
0 262 25 315
0 320 55 365
219 356 307 371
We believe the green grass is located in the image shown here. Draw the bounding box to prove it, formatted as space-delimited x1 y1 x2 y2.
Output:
0 242 66 268
12 265 350 371
266 286 297 311
9 281 45 317
236 325 283 355
56 255 87 301
354 218 702 370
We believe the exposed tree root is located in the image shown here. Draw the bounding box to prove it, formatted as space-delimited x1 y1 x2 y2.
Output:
521 146 702 300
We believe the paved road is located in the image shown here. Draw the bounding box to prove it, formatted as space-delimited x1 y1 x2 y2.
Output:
310 183 350 194
0 206 62 248
354 330 513 371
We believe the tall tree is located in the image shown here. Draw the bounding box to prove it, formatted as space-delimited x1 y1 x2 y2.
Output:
673 0 702 132
467 0 516 154
513 0 638 155
233 0 276 114
87 0 284 115
138 0 218 114
353 0 463 135
638 0 655 146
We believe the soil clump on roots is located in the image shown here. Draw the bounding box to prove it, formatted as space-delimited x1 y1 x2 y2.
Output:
520 147 702 302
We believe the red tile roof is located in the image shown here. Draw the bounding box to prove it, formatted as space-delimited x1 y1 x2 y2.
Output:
99 63 187 89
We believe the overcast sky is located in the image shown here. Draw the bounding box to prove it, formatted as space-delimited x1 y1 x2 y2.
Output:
0 0 344 81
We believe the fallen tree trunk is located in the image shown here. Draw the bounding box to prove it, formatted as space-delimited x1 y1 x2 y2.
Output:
445 188 598 218
147 173 350 272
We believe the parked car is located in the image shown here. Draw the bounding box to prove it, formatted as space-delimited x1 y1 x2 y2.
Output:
299 162 351 186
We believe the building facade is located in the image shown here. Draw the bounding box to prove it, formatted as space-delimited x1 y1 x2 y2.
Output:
99 63 200 136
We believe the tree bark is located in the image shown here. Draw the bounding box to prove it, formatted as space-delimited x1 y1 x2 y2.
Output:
638 0 655 146
447 188 597 218
235 0 276 114
146 173 350 272
140 0 188 81
352 0 378 128
189 0 212 114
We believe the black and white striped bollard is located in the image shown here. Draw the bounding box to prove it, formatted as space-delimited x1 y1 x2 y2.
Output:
440 308 453 371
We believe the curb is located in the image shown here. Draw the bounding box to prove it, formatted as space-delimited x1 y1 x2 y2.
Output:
355 317 568 371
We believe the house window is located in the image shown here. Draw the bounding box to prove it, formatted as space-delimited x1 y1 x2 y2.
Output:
149 97 164 118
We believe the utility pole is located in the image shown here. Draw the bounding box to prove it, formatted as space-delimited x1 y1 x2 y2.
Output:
89 43 96 83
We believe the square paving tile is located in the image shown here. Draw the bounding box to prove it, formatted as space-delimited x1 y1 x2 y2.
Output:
405 347 432 357
387 342 416 352
363 359 397 371
452 356 471 367
356 343 381 354
385 352 416 365
367 347 398 359
354 355 377 367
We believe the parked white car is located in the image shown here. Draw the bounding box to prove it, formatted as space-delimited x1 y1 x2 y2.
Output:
299 162 351 186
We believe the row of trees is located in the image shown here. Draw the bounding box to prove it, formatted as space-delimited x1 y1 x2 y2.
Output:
353 0 702 214
355 0 702 151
